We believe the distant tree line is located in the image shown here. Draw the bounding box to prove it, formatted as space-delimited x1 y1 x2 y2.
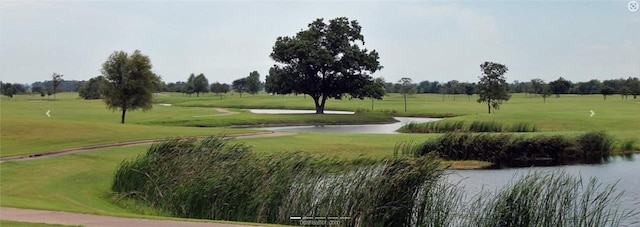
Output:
7 76 639 103
380 77 639 100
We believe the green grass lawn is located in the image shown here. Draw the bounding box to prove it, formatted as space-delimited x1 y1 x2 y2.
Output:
0 93 254 157
1 91 638 225
0 220 80 227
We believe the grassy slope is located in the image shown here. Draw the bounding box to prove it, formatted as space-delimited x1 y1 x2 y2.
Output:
0 146 150 214
0 145 277 226
0 93 250 157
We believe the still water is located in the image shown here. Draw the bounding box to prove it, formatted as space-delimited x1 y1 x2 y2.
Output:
256 117 439 134
447 155 640 225
249 109 440 134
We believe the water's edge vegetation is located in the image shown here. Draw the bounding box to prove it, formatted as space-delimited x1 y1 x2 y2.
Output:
399 120 537 133
112 136 636 226
398 131 615 168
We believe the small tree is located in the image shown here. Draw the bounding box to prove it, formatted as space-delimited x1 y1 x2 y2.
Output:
541 83 551 103
363 77 386 110
101 50 160 124
618 87 630 100
51 73 63 100
232 78 247 98
193 73 209 97
464 83 475 101
1 82 14 98
601 86 614 100
78 76 105 100
399 77 415 112
210 82 230 100
184 74 196 97
246 71 260 95
477 61 511 114
530 78 543 96
550 77 572 98
627 77 640 99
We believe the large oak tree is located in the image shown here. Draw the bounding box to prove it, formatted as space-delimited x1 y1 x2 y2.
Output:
270 17 382 114
101 50 160 124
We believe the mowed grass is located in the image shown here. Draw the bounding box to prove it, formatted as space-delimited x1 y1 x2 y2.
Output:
0 220 80 227
0 146 151 214
0 93 256 157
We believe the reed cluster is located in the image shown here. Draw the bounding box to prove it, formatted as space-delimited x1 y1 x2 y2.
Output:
399 120 537 133
112 136 447 225
463 171 635 226
400 131 613 167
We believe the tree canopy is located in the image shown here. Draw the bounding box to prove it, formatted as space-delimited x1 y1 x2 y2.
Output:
398 77 415 112
363 77 386 110
232 78 247 98
78 76 105 100
269 17 382 114
246 71 261 95
550 77 572 98
210 82 230 100
192 73 209 97
100 50 160 124
51 73 63 100
477 61 511 114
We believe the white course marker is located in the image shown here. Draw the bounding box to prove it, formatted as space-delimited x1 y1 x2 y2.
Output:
590 110 595 117
46 110 51 117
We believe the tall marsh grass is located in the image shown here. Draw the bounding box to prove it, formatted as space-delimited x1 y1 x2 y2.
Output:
113 136 448 225
399 120 537 133
112 136 634 226
465 171 636 226
400 131 613 167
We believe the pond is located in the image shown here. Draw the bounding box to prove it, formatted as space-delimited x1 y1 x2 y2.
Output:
447 154 640 225
257 117 439 134
249 108 440 134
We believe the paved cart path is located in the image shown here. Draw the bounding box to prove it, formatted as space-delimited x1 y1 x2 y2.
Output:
0 207 260 227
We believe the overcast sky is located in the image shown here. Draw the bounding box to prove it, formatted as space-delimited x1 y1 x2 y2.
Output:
1 1 639 85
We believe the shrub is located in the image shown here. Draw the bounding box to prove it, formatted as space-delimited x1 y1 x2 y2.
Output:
576 131 613 163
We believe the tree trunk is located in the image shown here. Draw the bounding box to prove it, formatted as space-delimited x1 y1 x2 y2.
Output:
319 95 327 114
487 100 491 114
404 94 408 112
121 108 127 124
371 98 374 111
312 95 325 114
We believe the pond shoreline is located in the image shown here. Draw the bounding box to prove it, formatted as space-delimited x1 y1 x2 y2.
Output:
227 119 400 128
